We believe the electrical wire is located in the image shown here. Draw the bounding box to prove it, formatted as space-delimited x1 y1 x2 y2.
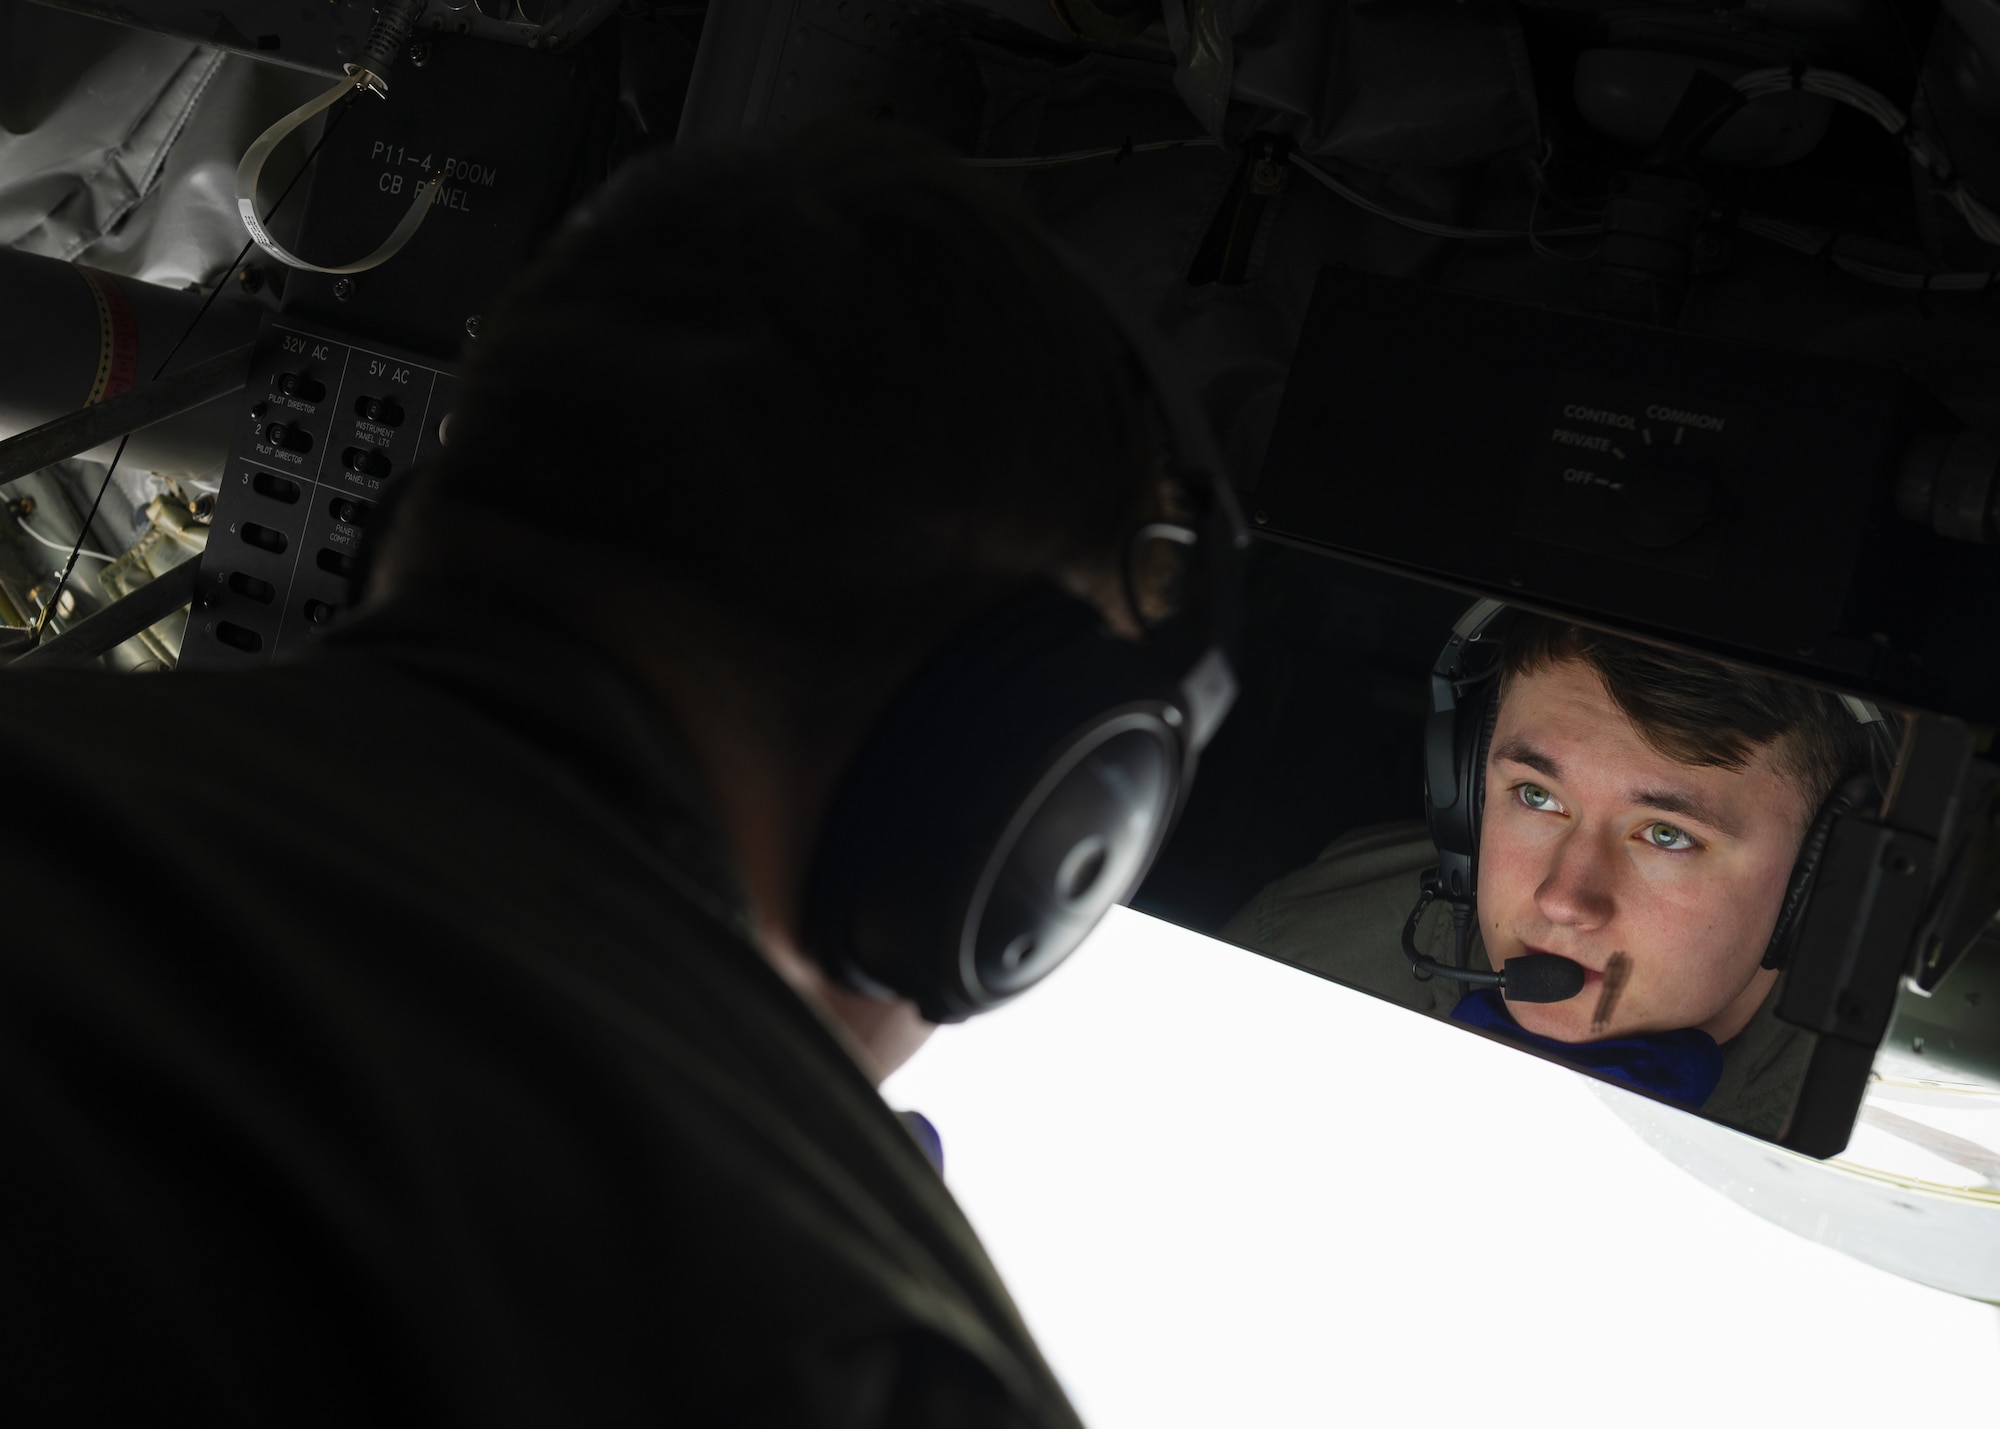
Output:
1288 153 1604 242
1734 67 2000 248
1737 210 1999 292
1527 188 1599 263
965 137 1224 169
16 519 115 563
1528 137 1608 220
966 137 1610 243
971 113 1989 286
34 93 358 646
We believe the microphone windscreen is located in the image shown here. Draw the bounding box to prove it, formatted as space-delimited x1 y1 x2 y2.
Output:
1502 953 1587 1004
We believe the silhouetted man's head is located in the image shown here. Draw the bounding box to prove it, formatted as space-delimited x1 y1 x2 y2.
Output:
372 126 1184 1075
380 124 1169 747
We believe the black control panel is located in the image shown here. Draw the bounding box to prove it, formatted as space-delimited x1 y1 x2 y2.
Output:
182 316 455 667
1252 266 2000 718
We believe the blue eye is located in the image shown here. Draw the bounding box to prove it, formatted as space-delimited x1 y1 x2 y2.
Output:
1519 784 1556 811
1645 822 1696 851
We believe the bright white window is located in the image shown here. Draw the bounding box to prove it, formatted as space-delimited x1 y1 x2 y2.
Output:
885 908 2000 1429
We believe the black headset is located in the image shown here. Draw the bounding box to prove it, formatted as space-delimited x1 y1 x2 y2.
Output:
799 280 1249 1024
1418 600 1898 978
349 209 1245 1028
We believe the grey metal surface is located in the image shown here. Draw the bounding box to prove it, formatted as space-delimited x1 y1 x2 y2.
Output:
11 553 198 666
1889 929 2000 1085
0 1 316 503
21 0 374 79
0 247 260 474
1 2 326 297
0 458 136 652
182 313 455 668
23 0 623 76
1596 1069 2000 1303
0 3 227 262
75 49 331 290
0 341 252 486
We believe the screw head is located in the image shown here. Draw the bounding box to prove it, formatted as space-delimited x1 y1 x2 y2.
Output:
236 264 263 294
407 38 432 67
465 314 482 340
1252 509 1269 525
333 277 356 301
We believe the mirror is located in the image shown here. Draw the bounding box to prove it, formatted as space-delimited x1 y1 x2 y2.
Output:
1134 543 1992 1154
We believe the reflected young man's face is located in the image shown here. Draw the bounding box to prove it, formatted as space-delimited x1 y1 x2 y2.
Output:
1476 661 1810 1045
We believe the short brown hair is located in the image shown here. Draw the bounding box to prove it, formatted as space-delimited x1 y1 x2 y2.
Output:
1498 615 1870 814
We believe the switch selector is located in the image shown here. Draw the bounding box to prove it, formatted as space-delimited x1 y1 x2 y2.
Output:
265 422 312 453
342 447 391 478
356 395 404 426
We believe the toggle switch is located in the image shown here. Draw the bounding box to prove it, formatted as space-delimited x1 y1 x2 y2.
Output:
342 446 391 478
355 395 404 426
265 422 312 453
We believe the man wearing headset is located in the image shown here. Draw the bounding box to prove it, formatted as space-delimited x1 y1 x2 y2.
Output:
0 128 1234 1425
1224 613 1874 1137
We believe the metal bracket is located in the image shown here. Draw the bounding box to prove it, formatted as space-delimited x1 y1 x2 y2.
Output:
1778 713 1975 1156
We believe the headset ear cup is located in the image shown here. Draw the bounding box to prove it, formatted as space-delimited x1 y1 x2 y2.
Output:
1764 771 1875 970
802 592 1191 1022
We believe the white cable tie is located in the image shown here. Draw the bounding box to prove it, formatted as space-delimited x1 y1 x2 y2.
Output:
234 72 442 275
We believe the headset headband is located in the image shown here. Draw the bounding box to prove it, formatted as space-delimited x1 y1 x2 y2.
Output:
800 240 1250 1021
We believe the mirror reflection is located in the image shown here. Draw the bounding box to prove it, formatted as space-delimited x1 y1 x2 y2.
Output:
1139 547 1901 1142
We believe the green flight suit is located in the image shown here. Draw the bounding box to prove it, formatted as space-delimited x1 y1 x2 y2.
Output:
1220 822 1813 1139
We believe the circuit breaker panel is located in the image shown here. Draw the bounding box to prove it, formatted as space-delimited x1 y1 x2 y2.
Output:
182 316 455 668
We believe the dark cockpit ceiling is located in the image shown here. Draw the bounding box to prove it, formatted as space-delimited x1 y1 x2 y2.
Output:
4 0 1998 927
